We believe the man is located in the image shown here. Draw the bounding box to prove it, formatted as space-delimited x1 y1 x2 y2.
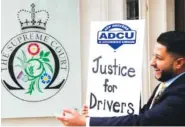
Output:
56 31 185 126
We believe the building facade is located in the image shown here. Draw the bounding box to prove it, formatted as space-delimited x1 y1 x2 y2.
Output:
3 0 184 126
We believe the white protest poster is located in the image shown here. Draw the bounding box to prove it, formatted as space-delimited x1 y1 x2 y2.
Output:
86 20 145 117
1 0 81 118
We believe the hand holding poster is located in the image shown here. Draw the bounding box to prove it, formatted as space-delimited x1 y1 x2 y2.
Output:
86 20 145 117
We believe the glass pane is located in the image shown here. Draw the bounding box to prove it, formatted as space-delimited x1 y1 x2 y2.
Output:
126 0 139 20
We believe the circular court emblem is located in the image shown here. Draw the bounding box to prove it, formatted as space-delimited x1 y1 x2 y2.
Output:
1 31 69 102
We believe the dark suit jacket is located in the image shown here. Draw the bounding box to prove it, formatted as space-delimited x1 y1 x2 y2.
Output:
90 73 185 126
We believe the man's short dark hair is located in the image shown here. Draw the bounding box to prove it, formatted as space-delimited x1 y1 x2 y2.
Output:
157 31 185 57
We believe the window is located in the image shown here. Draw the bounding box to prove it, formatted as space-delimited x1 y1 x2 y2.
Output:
126 0 139 20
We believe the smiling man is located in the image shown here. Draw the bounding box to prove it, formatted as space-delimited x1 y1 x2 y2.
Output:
57 31 185 126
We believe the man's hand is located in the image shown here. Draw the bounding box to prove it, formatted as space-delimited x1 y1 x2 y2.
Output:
56 108 86 126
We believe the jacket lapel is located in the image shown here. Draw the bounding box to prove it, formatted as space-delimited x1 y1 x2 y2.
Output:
152 73 185 106
145 84 160 109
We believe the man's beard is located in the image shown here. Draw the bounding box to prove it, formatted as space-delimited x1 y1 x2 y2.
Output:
157 68 176 82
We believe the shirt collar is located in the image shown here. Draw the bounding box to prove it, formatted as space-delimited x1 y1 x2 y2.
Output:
164 71 185 88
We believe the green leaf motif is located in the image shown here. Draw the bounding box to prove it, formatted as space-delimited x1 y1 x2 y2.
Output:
44 52 50 57
21 50 27 63
29 66 34 75
36 78 43 93
44 62 54 74
40 51 44 58
37 62 42 70
26 80 35 95
15 64 23 68
42 58 49 62
17 57 24 66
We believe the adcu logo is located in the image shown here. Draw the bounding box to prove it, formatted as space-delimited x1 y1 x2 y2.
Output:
97 23 137 50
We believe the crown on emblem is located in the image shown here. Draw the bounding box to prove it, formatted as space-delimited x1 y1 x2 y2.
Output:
17 3 49 30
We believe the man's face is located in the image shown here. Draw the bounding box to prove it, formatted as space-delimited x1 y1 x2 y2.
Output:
150 43 177 82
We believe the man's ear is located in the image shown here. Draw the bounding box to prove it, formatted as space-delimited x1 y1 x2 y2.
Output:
175 58 185 69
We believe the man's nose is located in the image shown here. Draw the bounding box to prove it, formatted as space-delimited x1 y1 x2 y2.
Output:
150 57 156 66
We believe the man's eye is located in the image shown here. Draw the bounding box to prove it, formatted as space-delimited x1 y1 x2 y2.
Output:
156 57 162 60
